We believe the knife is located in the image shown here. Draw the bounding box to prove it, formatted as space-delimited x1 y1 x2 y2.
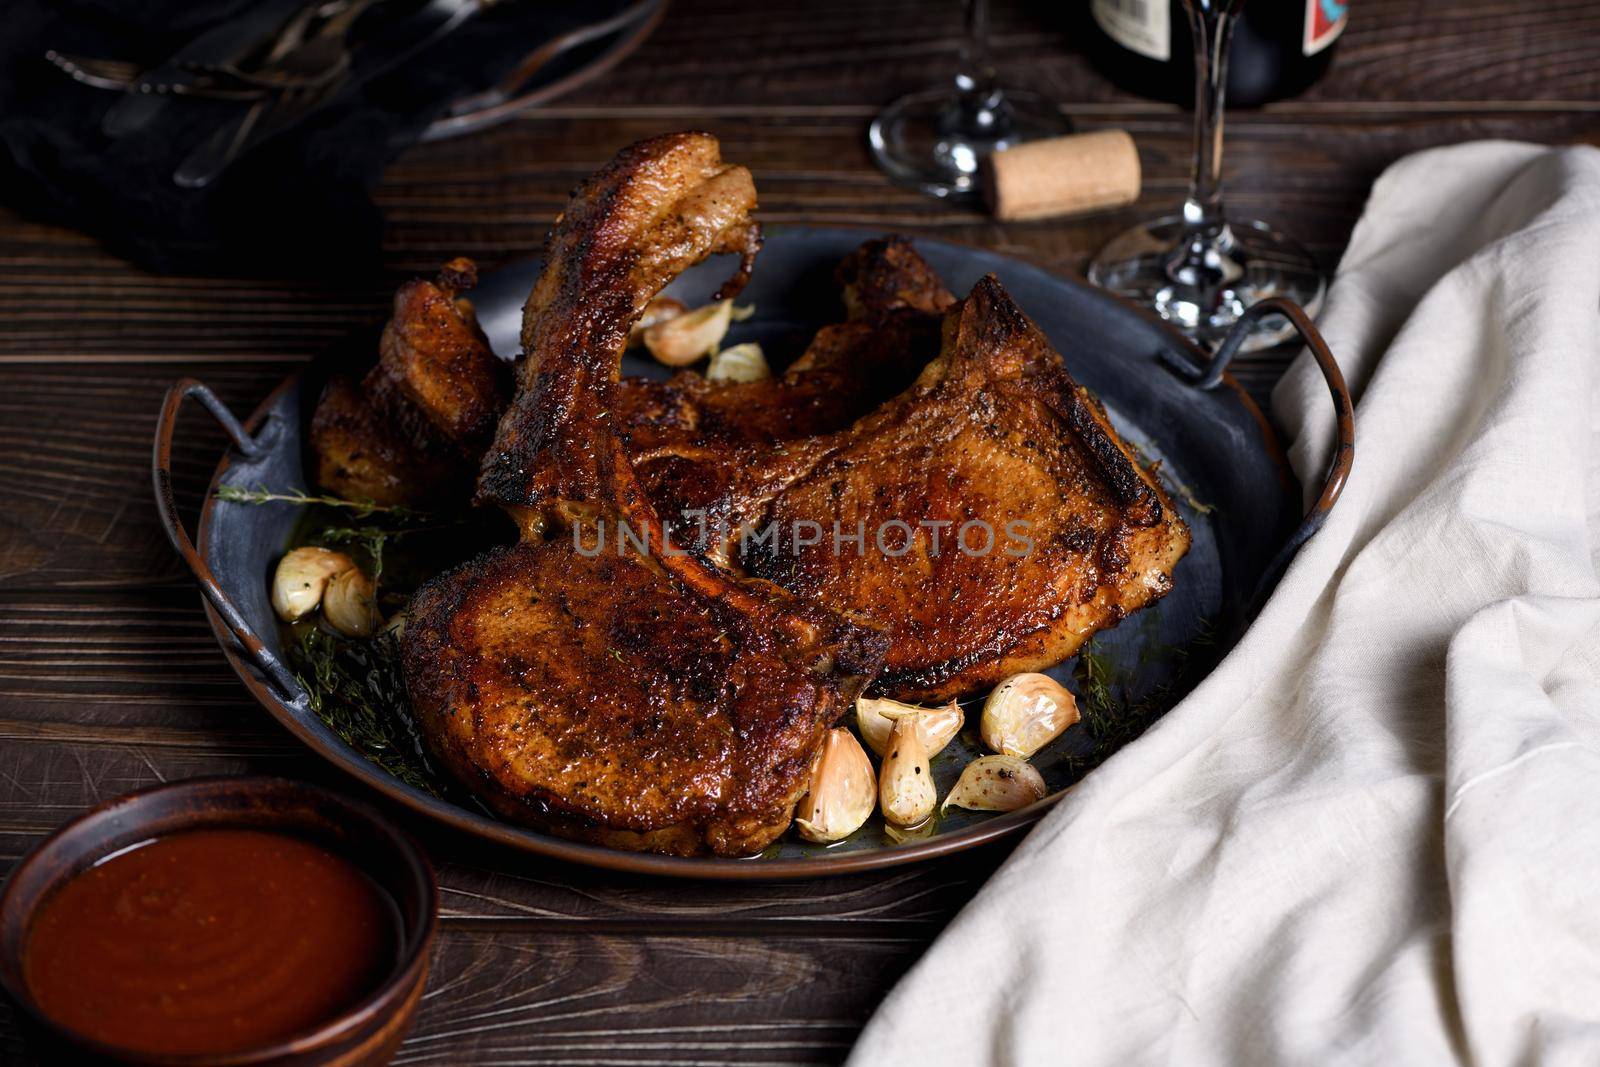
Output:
101 0 316 140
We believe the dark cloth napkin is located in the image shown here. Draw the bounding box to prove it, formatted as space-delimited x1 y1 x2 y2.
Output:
0 0 642 276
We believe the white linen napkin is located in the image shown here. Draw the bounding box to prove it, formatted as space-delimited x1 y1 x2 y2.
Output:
849 141 1600 1067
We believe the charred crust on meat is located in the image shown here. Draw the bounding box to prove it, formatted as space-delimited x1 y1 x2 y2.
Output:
1057 387 1163 527
436 256 478 294
309 256 510 507
837 235 957 319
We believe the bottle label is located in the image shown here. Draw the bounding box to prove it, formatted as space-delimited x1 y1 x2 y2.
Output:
1093 0 1171 62
1304 0 1349 55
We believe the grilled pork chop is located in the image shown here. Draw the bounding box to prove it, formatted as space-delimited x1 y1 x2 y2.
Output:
308 237 949 514
311 258 510 508
610 273 1189 701
738 277 1189 699
404 133 886 856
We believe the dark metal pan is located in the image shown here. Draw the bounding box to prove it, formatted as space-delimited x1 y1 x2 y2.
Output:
153 227 1353 879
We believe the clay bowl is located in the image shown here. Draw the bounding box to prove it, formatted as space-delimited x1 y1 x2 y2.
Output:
0 776 438 1066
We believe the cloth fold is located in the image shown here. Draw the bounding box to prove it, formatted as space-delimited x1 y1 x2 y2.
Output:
850 141 1600 1066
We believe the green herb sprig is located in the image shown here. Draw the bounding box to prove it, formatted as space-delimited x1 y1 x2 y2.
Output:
290 628 444 796
215 484 429 521
217 484 472 592
223 484 501 800
1072 617 1217 766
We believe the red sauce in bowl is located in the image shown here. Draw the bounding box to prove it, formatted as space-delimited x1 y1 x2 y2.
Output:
22 828 398 1057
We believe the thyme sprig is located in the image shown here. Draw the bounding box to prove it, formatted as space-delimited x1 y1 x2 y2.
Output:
216 484 429 521
290 628 444 796
1072 617 1218 766
222 485 503 798
217 483 471 590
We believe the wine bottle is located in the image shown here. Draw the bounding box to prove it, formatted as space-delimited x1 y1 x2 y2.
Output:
1085 0 1349 107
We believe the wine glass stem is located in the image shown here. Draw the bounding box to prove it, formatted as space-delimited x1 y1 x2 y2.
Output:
950 0 1010 138
955 0 995 100
1180 1 1240 241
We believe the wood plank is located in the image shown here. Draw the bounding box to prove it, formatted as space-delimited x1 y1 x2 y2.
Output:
0 732 1008 929
0 924 933 1066
3 109 1595 365
0 364 290 590
391 929 913 1067
371 109 1597 277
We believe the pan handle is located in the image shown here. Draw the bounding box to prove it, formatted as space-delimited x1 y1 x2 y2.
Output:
152 379 304 701
1161 297 1355 587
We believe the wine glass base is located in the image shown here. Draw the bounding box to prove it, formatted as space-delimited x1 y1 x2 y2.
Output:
868 87 1073 201
1088 215 1326 352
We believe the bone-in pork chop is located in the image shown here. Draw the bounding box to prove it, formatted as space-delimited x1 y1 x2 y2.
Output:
403 134 886 856
311 258 510 509
737 276 1190 700
606 269 1190 701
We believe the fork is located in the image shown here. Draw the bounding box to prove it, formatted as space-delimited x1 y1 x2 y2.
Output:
193 1 375 93
172 0 377 188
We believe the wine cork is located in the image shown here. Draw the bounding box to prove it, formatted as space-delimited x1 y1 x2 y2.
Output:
984 130 1141 222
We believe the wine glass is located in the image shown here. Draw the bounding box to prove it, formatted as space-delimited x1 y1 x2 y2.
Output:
1088 0 1324 351
868 0 1073 201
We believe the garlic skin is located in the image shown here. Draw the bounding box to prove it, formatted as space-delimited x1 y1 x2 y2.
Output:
980 672 1080 758
322 567 380 637
628 295 688 345
942 755 1047 813
642 299 733 366
794 728 875 844
705 342 769 383
856 697 962 759
271 547 356 622
879 718 937 828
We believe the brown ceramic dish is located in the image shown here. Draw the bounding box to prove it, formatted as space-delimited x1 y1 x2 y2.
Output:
0 777 438 1066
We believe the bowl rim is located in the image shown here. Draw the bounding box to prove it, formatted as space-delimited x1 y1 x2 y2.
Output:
190 225 1297 880
0 775 439 1065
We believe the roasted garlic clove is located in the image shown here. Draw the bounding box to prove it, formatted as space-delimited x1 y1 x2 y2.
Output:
794 728 875 844
628 295 689 345
705 341 770 383
856 696 962 759
879 718 937 828
980 672 1080 758
323 567 380 637
271 547 356 622
642 299 733 366
383 611 408 638
942 755 1047 813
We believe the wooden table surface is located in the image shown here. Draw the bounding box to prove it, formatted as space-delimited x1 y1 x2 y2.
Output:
2 2 1597 1063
